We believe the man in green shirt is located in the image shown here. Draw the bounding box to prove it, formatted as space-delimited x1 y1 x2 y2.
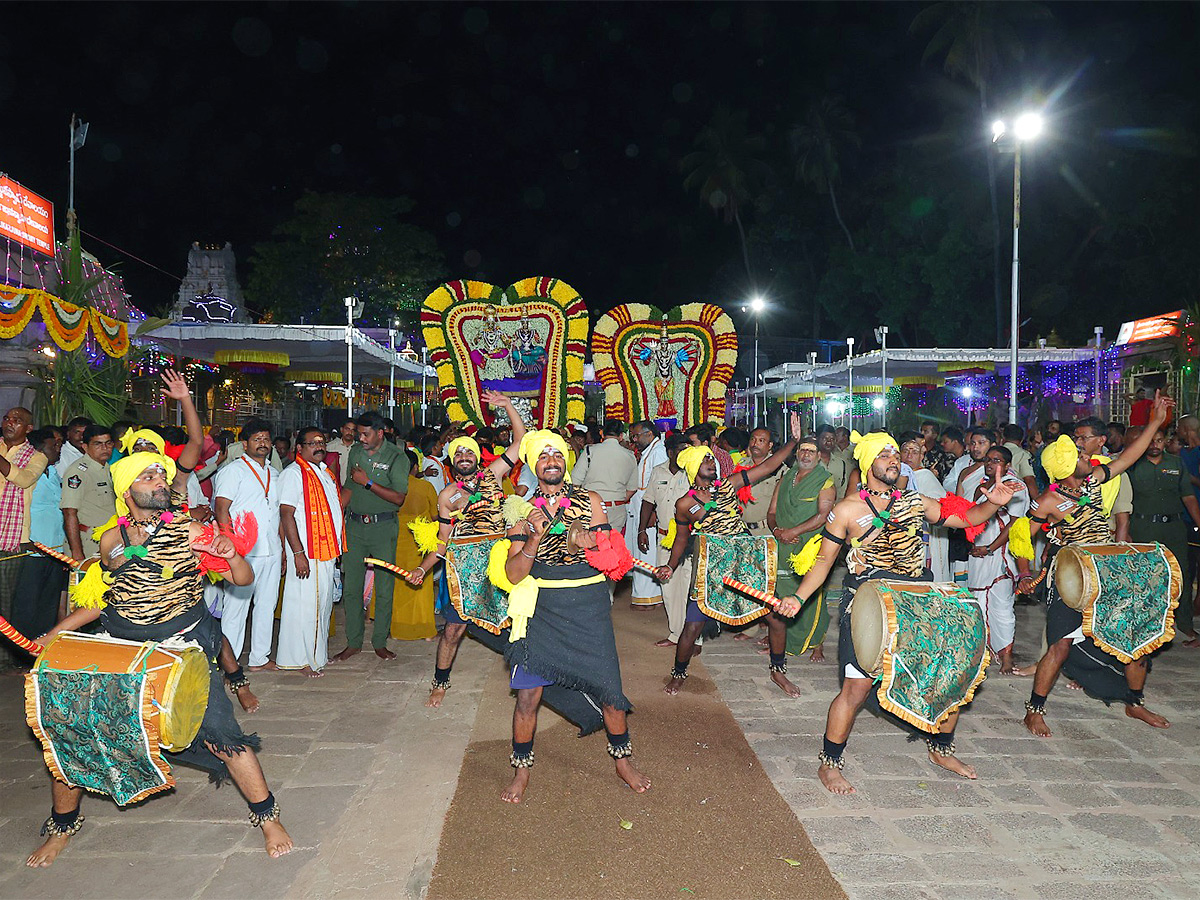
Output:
333 411 410 661
1127 428 1200 644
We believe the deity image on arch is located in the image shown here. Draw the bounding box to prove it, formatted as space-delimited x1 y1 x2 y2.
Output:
508 314 548 377
468 305 510 373
632 317 698 420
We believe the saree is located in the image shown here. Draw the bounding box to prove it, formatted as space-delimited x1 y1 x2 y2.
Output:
773 463 833 655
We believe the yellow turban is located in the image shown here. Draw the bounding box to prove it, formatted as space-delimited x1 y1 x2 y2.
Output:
1041 435 1081 482
517 430 573 480
111 452 178 518
120 428 165 456
850 430 899 475
446 436 481 463
676 445 715 484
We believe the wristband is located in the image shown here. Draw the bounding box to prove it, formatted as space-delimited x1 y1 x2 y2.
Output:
293 549 305 556
365 480 374 489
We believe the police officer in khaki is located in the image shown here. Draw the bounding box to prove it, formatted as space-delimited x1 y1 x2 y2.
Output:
333 411 410 662
60 424 116 561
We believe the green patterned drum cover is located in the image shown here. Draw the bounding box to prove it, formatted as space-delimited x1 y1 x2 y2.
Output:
447 537 512 634
858 580 989 733
1056 543 1181 664
26 669 174 806
693 533 778 626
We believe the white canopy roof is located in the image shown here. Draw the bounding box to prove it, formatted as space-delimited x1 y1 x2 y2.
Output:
756 347 1100 397
141 323 429 381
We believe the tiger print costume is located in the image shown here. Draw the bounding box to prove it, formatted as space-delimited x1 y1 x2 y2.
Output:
449 468 506 538
845 489 927 579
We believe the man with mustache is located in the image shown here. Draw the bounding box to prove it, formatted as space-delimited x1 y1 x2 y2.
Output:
408 391 524 707
26 372 292 867
277 427 344 677
776 431 1016 794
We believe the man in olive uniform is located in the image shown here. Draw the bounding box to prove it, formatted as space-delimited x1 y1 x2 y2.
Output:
1127 428 1200 643
60 425 116 561
333 411 410 662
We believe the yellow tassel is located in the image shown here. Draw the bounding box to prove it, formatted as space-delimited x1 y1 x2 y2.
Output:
503 495 535 527
788 533 825 576
506 577 540 642
160 565 174 580
1008 516 1035 560
487 539 516 592
408 516 442 556
92 515 119 543
660 518 678 550
70 563 110 610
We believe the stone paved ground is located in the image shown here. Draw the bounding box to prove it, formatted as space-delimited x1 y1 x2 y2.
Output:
702 597 1200 900
0 614 494 900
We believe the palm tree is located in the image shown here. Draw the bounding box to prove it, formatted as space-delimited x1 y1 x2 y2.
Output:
681 106 771 282
790 94 861 252
911 0 1052 344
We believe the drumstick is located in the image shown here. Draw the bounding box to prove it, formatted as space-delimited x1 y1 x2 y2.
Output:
721 576 784 611
0 613 44 656
364 557 415 580
32 542 84 568
629 559 662 579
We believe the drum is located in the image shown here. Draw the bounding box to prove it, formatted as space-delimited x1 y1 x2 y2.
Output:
850 580 989 732
1051 543 1181 662
693 532 778 626
31 631 210 752
25 632 211 805
446 534 513 634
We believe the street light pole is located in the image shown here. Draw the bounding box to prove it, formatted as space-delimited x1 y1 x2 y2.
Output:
388 323 396 424
808 352 818 432
343 296 356 418
1008 141 1022 427
846 337 855 428
421 346 429 426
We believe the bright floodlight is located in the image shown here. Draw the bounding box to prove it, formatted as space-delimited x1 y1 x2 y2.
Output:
991 119 1006 141
750 295 766 312
872 396 885 410
825 401 840 416
1014 112 1043 142
962 387 974 399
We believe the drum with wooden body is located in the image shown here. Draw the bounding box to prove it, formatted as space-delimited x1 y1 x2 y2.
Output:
30 631 210 751
1051 542 1180 663
850 579 989 732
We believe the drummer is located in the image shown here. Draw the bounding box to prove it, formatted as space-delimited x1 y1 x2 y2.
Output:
774 430 1016 795
657 413 801 697
406 390 524 707
1017 392 1175 738
26 372 292 867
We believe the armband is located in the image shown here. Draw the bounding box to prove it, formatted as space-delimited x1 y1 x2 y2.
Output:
1095 462 1112 482
739 470 752 488
509 533 529 542
589 523 613 532
176 463 195 474
500 452 516 468
437 516 453 525
820 528 846 547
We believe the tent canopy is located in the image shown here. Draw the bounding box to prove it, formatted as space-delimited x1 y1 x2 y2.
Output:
141 323 429 381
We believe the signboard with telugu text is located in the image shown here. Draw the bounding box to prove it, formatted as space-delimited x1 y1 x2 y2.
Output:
0 176 55 256
1115 310 1184 346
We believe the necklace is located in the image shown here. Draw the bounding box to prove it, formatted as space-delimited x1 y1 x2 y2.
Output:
859 484 901 500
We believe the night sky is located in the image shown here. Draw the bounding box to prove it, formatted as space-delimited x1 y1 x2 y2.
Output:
2 2 1195 334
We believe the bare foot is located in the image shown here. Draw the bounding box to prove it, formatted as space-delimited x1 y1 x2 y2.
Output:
998 649 1014 675
615 758 651 792
374 647 396 660
248 660 279 672
26 833 71 867
1183 635 1200 649
929 752 977 779
1024 710 1052 738
426 687 447 708
261 819 293 857
733 632 755 642
654 638 676 648
332 647 361 662
770 670 803 698
818 765 856 794
502 768 530 803
236 685 260 713
663 675 685 696
1126 705 1170 728
1012 664 1038 677
299 666 324 678
1067 680 1082 690
755 636 768 647
809 645 825 662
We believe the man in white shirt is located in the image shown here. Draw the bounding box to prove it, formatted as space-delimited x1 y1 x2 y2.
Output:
323 418 358 486
955 427 995 500
625 421 668 608
638 433 691 646
55 417 90 478
215 419 283 671
571 420 637 533
940 426 970 495
277 428 344 676
1001 424 1039 496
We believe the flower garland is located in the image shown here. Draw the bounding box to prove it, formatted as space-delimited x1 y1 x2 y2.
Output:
0 286 129 356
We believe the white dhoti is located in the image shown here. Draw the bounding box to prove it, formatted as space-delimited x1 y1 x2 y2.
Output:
277 555 335 671
221 551 283 667
626 491 663 607
967 515 1020 653
928 524 952 583
658 542 692 643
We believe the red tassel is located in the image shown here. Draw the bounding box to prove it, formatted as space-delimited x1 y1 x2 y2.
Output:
732 465 755 505
939 494 986 543
584 530 635 580
196 512 259 575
